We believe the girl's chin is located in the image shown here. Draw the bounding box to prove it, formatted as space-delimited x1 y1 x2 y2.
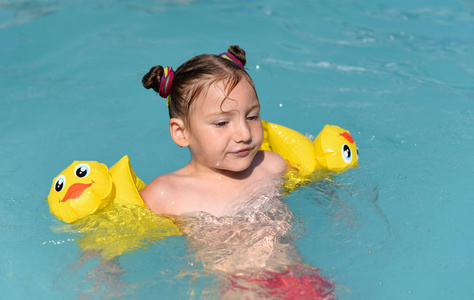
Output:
213 159 254 174
204 150 259 174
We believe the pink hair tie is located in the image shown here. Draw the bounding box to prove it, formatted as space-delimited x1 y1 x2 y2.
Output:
219 52 244 68
159 66 174 99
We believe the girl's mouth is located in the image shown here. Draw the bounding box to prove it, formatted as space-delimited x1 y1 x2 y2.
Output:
233 147 251 157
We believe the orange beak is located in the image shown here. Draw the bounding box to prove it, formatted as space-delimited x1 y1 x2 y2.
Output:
59 181 94 203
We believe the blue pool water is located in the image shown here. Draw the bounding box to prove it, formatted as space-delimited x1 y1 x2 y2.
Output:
1 0 473 298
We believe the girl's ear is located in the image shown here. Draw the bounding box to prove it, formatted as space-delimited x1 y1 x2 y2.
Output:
169 118 190 147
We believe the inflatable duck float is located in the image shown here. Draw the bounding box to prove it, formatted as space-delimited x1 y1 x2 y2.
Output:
48 155 147 223
47 155 181 259
261 121 359 175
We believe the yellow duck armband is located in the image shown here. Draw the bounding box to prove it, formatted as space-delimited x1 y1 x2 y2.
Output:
261 121 359 187
48 155 148 223
47 155 181 259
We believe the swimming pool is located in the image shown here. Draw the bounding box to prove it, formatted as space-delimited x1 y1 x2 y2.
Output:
1 0 473 298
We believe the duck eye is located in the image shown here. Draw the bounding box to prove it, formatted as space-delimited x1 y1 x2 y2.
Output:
341 144 353 164
54 175 66 192
74 163 90 178
356 148 359 161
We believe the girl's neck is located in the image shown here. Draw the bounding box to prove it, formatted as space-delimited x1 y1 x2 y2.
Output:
186 159 255 181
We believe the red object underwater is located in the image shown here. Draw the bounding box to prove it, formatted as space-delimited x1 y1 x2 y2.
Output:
225 265 335 299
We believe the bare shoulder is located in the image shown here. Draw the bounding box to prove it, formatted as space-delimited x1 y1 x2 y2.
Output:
139 173 180 215
258 150 287 176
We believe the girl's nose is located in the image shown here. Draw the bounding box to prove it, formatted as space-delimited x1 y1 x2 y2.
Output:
234 120 252 143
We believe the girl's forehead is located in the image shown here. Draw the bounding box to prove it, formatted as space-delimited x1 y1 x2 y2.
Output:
195 80 258 113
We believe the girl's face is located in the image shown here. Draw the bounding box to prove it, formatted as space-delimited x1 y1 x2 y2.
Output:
186 79 263 174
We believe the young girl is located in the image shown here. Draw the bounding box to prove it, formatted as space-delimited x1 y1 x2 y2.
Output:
141 46 335 299
140 45 287 217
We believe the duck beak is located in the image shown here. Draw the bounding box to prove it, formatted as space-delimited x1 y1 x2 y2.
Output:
59 181 94 203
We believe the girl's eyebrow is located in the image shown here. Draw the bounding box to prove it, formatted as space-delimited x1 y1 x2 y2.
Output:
248 102 261 110
205 109 233 119
208 102 260 117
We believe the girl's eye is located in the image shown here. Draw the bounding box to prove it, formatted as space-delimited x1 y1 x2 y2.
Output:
54 175 66 192
74 163 90 178
247 115 260 121
341 144 353 164
214 121 228 127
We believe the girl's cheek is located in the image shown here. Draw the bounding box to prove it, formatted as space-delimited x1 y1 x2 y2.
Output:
252 123 264 136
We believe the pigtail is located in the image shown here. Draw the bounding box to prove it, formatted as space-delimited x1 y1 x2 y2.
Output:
142 65 164 93
227 45 246 67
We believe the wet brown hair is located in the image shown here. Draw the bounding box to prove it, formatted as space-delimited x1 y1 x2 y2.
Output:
142 45 256 124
